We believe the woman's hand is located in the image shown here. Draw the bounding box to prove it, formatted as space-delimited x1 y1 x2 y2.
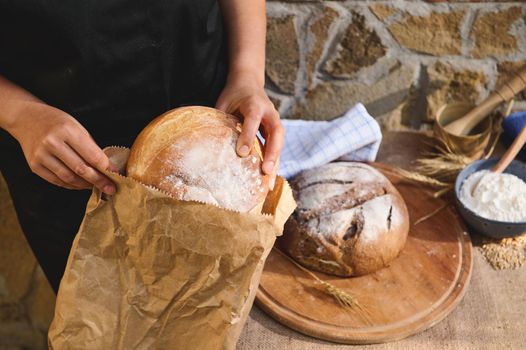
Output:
216 75 284 190
7 102 116 194
217 0 281 189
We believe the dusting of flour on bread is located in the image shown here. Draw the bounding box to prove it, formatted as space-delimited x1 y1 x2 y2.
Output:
160 174 219 206
359 195 397 242
283 161 410 276
160 129 265 212
304 194 399 243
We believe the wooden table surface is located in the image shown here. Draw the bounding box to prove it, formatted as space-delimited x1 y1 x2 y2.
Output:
237 131 526 350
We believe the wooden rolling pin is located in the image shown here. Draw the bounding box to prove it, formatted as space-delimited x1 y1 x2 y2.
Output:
445 66 526 136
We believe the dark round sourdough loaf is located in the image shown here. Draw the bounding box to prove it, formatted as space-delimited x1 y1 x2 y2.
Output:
280 162 409 277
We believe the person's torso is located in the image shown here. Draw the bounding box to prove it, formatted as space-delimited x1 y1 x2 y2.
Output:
0 0 227 144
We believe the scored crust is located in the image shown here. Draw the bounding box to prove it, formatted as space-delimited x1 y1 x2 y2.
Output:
279 162 409 277
127 106 269 212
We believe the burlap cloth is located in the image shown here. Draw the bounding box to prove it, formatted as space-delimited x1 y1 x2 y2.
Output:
237 132 526 350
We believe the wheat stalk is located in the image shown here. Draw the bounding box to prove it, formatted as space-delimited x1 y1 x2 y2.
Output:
272 247 359 307
391 167 454 197
414 203 449 225
392 167 450 187
418 98 511 182
483 121 504 160
415 146 474 181
432 185 455 198
422 148 473 165
416 160 467 182
271 247 372 322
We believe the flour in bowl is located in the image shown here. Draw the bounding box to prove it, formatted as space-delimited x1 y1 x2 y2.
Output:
460 170 526 222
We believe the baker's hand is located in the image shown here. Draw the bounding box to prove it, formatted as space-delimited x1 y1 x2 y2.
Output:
216 79 284 190
8 103 116 194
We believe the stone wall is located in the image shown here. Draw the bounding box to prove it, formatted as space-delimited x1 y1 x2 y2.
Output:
1 1 526 349
0 176 54 350
265 1 526 129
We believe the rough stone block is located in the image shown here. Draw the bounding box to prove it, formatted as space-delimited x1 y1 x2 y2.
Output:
266 15 300 94
268 94 282 111
425 62 487 120
306 6 339 86
323 11 386 78
470 7 523 58
389 11 464 56
0 175 37 303
0 303 46 350
291 60 417 125
370 4 396 21
28 267 55 333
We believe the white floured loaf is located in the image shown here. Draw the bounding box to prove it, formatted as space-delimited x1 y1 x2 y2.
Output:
126 106 269 213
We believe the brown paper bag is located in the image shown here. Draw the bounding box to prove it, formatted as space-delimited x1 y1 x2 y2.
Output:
48 147 295 350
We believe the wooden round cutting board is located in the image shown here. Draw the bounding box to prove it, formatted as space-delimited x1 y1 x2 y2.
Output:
255 163 473 344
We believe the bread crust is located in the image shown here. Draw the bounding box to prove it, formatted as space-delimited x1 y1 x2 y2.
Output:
279 162 409 276
127 106 269 212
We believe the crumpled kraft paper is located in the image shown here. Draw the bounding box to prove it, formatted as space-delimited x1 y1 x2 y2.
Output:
48 147 296 350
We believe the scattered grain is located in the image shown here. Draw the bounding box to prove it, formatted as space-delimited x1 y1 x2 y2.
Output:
479 233 526 270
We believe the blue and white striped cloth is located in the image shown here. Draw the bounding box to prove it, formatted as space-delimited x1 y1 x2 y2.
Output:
278 103 382 179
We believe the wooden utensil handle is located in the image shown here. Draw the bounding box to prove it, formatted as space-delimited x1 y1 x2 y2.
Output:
494 65 526 101
492 123 526 173
444 66 526 136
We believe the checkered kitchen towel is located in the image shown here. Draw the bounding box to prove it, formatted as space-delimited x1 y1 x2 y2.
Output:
278 103 382 179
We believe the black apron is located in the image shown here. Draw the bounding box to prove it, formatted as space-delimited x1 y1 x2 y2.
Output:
0 0 228 292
